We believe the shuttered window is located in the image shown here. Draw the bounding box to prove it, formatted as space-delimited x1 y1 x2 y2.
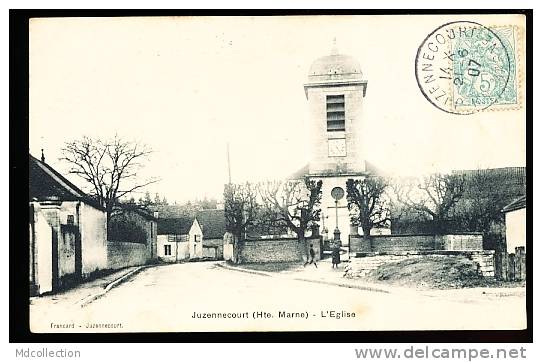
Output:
326 95 345 131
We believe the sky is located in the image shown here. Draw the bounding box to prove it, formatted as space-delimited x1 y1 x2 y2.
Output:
29 15 526 203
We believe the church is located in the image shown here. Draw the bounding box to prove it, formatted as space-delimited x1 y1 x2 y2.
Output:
293 41 384 246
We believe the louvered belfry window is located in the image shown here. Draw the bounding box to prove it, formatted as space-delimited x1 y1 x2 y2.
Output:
326 94 345 131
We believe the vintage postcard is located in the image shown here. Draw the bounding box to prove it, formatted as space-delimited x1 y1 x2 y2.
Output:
27 14 527 334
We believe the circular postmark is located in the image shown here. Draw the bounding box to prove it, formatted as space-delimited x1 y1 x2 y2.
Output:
415 21 511 114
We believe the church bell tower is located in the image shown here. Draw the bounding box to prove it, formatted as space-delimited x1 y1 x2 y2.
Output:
304 41 368 245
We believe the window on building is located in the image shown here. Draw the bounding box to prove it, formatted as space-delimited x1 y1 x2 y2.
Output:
326 94 345 131
67 215 75 225
164 245 172 256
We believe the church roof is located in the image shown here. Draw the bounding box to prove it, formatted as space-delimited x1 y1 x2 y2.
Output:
287 160 383 180
308 53 363 83
288 163 310 180
307 41 363 83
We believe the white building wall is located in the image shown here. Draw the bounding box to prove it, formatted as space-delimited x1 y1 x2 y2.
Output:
157 235 177 262
178 242 190 260
157 235 191 262
188 220 204 259
506 208 526 254
32 206 53 295
80 203 107 275
223 232 234 261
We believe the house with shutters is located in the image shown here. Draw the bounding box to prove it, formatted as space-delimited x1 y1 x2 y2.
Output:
156 216 203 262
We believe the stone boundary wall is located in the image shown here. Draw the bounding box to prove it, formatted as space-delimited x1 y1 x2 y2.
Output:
345 250 495 278
240 237 321 263
440 234 484 250
350 233 483 253
107 241 150 270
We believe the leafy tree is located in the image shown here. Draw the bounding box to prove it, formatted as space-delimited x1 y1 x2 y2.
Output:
346 176 390 240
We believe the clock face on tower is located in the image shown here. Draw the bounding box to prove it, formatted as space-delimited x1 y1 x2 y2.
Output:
328 138 346 157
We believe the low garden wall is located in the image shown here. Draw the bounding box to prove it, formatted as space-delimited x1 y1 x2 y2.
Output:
349 233 483 253
107 241 150 270
239 237 321 263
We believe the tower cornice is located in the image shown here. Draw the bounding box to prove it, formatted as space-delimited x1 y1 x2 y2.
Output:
304 80 368 98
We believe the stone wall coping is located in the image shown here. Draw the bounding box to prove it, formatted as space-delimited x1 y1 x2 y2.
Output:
350 232 484 238
107 240 147 245
244 236 320 242
353 250 494 258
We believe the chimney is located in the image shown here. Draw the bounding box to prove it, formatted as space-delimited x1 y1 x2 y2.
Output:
41 149 45 163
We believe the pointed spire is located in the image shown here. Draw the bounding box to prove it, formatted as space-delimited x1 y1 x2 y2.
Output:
331 37 338 55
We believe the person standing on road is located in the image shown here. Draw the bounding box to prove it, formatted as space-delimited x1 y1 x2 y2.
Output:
304 244 318 268
332 244 340 269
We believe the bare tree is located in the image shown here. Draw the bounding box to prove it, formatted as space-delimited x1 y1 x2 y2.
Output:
248 205 289 238
61 135 159 223
346 176 390 240
392 173 465 234
224 182 258 263
259 178 322 244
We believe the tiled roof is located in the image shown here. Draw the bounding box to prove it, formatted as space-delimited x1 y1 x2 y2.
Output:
502 195 526 213
196 209 226 239
287 160 384 180
29 154 104 210
288 163 310 180
364 160 385 176
157 217 194 235
153 204 193 219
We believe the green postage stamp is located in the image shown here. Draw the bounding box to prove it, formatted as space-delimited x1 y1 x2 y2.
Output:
415 21 522 114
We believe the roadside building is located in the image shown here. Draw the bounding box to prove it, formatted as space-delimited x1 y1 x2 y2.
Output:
157 217 203 261
502 195 527 254
196 209 226 260
29 154 107 295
